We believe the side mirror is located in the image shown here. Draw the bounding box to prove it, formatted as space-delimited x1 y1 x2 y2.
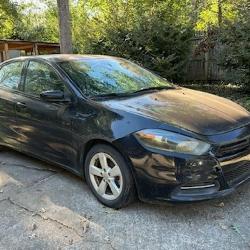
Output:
40 90 70 103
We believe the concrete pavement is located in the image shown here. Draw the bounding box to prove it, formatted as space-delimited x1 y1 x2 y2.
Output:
0 150 249 250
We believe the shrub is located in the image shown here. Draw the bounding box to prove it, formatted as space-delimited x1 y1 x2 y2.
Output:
219 1 250 86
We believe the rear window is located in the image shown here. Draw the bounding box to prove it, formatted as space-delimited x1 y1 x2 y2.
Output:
0 61 23 90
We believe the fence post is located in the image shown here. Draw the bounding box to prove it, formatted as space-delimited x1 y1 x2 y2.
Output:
3 43 9 61
33 43 39 55
204 51 209 83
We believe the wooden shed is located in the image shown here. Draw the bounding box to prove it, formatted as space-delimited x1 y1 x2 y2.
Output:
0 40 60 62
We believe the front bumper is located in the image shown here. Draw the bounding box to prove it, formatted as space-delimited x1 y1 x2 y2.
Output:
170 151 250 202
115 135 250 203
170 177 249 202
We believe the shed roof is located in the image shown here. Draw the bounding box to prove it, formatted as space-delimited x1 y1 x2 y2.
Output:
0 39 59 52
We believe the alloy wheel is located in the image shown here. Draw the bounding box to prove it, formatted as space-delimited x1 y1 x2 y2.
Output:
89 152 123 200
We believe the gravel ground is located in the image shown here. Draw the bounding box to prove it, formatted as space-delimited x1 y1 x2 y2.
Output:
0 150 249 250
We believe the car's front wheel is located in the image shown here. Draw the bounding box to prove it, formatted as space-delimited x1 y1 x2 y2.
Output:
85 144 135 208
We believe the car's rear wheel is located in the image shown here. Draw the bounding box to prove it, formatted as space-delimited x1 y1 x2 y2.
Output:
85 144 135 208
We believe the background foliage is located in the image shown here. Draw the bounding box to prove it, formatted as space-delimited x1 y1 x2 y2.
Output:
0 0 249 85
0 0 18 38
219 0 250 86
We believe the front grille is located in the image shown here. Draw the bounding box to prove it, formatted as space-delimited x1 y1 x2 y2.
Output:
222 161 250 186
216 138 250 159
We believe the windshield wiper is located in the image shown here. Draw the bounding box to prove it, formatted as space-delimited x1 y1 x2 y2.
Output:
90 92 130 99
132 85 175 94
90 85 175 99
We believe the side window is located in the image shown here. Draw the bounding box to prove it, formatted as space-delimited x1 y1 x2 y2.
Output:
0 61 23 90
24 61 65 96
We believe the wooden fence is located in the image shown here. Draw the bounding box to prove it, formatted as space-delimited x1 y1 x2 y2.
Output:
185 36 227 83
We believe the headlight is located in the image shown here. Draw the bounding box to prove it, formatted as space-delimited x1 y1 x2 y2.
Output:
134 129 210 155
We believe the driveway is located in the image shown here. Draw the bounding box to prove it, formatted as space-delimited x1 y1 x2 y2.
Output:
0 150 249 250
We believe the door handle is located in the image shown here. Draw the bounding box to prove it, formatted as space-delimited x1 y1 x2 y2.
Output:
16 102 27 111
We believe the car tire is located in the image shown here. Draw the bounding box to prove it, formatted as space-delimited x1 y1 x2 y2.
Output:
85 144 135 208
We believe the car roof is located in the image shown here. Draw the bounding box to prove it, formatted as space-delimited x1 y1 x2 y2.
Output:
3 54 122 64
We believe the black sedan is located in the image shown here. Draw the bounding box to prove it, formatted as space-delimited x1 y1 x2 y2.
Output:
0 55 249 208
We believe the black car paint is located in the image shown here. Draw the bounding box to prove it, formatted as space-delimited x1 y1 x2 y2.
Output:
0 55 249 203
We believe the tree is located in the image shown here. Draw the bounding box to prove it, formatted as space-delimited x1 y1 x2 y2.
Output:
195 0 236 31
13 1 58 42
0 0 18 38
57 0 72 53
219 0 250 86
79 0 194 82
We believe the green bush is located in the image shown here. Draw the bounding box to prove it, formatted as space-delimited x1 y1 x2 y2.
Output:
219 1 250 86
76 0 194 83
89 17 193 83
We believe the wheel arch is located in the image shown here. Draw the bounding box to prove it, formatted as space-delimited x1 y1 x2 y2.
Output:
80 138 138 195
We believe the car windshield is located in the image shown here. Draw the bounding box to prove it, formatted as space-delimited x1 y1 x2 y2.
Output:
59 57 174 97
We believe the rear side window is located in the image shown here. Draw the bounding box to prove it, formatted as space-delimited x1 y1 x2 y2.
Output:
0 61 23 90
24 61 65 96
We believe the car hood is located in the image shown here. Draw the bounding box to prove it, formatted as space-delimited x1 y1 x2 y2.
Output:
102 87 250 136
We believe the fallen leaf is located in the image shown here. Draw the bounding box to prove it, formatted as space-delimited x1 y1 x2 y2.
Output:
28 233 37 239
39 208 46 213
231 224 241 234
31 223 37 231
219 223 227 230
82 221 89 233
215 202 224 208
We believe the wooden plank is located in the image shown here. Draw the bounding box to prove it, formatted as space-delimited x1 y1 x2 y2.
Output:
8 44 33 50
204 52 209 83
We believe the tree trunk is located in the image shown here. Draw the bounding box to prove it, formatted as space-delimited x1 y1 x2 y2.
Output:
218 0 222 27
57 0 73 53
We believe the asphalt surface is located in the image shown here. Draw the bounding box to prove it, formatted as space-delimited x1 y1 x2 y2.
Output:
0 149 249 250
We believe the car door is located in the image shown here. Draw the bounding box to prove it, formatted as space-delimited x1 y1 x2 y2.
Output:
0 60 24 149
14 59 78 170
